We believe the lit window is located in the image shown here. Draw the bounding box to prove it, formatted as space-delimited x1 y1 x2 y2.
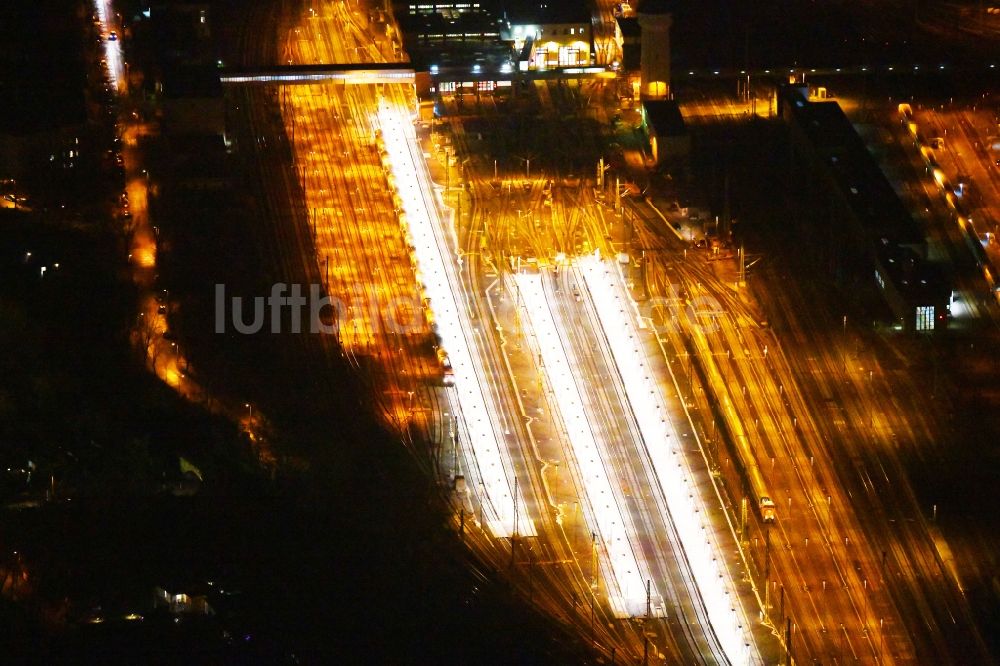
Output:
915 305 934 331
559 47 581 66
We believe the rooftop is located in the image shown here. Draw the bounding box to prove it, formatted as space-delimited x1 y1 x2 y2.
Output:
164 134 230 183
616 16 641 39
161 64 223 99
782 88 923 247
137 0 214 66
636 0 673 15
642 100 687 137
398 10 504 41
877 242 950 304
504 0 592 25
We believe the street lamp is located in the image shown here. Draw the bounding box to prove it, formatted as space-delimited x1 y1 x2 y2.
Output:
515 155 532 179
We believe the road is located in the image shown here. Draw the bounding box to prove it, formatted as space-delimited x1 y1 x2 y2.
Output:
92 0 198 397
854 96 1000 321
916 102 1000 285
93 0 125 93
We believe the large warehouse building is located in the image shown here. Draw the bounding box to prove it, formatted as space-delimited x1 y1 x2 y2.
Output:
780 87 950 332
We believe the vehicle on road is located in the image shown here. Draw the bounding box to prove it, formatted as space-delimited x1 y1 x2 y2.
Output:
760 496 777 523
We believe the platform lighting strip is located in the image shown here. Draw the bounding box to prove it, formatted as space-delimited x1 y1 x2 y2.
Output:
513 272 650 617
221 71 415 85
579 254 753 665
377 100 533 538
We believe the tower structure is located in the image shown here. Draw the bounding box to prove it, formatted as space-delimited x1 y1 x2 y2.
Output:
637 0 672 99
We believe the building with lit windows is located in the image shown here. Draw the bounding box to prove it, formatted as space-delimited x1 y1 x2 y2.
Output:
875 242 949 332
393 0 512 76
502 2 593 70
396 1 502 48
780 86 949 332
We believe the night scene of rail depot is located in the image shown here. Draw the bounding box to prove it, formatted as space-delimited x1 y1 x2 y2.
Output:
2 0 1000 664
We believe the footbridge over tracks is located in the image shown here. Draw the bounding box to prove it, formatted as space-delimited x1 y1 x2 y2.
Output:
220 62 415 85
220 63 618 86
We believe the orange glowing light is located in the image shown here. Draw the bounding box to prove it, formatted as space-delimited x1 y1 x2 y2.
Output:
135 246 156 268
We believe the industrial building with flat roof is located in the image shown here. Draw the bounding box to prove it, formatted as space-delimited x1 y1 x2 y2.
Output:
640 99 688 164
780 87 950 332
